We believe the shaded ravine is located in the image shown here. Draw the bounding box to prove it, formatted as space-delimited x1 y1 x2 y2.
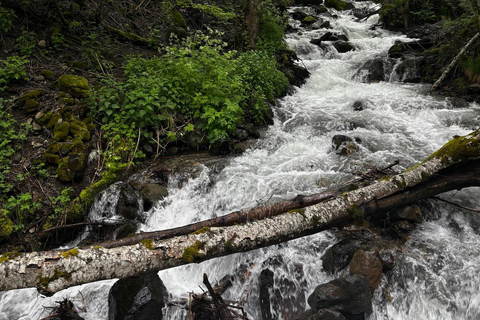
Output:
1 1 480 319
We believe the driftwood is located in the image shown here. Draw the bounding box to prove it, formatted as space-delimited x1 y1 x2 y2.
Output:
1 130 480 293
431 32 480 91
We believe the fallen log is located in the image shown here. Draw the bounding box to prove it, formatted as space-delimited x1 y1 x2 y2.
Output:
1 129 480 293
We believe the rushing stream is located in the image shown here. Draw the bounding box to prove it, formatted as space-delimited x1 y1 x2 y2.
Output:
2 1 480 319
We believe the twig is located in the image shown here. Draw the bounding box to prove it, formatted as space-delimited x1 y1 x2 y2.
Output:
432 196 480 213
203 273 227 319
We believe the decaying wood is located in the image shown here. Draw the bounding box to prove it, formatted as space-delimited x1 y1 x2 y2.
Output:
431 32 480 91
1 130 480 293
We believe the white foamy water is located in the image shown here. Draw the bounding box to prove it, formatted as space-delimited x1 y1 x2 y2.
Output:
2 1 480 319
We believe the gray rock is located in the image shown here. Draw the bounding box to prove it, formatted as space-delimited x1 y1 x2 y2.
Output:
38 40 47 48
308 275 372 317
108 272 168 320
32 123 43 132
332 135 360 155
390 204 422 223
35 111 45 120
333 41 354 53
348 250 383 292
140 183 168 210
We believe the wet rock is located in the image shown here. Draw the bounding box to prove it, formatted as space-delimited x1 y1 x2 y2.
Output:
296 308 346 320
114 222 138 240
392 56 424 83
446 97 469 109
291 64 311 87
313 5 328 14
260 268 275 320
185 131 209 150
140 183 168 210
235 129 249 141
302 16 318 26
390 204 422 223
324 0 348 11
108 272 168 320
378 249 395 272
332 135 360 155
291 11 309 21
354 58 386 82
307 275 372 318
388 42 407 58
394 220 414 232
467 84 480 93
352 101 364 111
333 41 354 53
311 32 349 44
209 140 231 156
117 185 141 221
348 250 383 292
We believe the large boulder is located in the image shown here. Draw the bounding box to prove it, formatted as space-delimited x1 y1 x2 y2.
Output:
140 183 169 210
390 204 423 223
307 275 372 318
333 41 354 53
108 272 168 320
348 250 383 292
353 58 385 82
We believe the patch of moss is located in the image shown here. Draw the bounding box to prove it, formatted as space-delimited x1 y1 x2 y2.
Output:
141 239 154 250
0 251 21 263
380 176 392 181
0 210 13 238
302 16 317 24
172 9 187 29
425 130 480 165
347 204 364 220
37 112 52 125
53 121 70 141
20 89 43 102
24 99 39 113
93 246 102 250
41 70 56 80
69 119 90 141
324 0 346 11
61 247 79 258
58 74 89 98
182 240 205 263
288 208 306 219
37 268 71 289
347 184 359 191
190 227 211 235
46 113 62 129
392 176 407 190
225 239 233 252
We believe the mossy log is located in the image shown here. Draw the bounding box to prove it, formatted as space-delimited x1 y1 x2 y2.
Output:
1 130 480 293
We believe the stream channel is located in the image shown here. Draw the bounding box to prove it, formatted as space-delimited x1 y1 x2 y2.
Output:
1 1 480 319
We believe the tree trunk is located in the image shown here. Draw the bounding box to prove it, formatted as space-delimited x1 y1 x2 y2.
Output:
1 130 480 293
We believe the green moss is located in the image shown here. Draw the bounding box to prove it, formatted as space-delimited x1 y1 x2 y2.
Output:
190 227 211 235
288 208 306 219
20 89 43 102
93 246 102 250
58 74 89 98
311 216 321 226
182 240 205 263
69 119 90 141
324 0 346 11
61 247 79 258
53 121 70 141
38 112 52 125
141 239 154 250
41 70 56 80
347 184 359 191
0 251 21 263
347 204 364 220
37 268 71 289
425 130 480 165
44 152 61 165
302 16 317 24
102 24 149 45
46 113 62 129
0 210 13 238
24 99 39 113
380 175 392 181
172 9 187 29
225 239 233 252
392 176 407 190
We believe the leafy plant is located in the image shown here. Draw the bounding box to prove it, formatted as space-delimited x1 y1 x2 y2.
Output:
0 56 29 91
4 193 41 232
16 31 35 56
49 187 72 223
257 0 288 52
0 4 16 34
0 99 16 195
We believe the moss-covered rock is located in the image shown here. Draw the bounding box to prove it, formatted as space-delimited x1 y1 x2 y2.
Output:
172 9 187 29
55 139 87 182
20 89 43 102
0 210 13 238
53 121 70 141
58 74 89 98
302 16 317 25
46 113 62 129
24 99 39 113
324 0 346 11
40 70 56 80
70 119 90 141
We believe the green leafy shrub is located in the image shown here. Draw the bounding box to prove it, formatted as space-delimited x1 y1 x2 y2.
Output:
4 193 41 232
0 56 29 91
257 0 288 52
0 99 16 195
0 4 16 34
237 50 288 123
95 31 245 143
16 31 35 56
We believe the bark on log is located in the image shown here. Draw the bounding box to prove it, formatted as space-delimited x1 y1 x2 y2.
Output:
1 130 480 293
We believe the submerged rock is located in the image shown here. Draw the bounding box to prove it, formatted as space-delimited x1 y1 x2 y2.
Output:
348 250 383 292
332 135 361 155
